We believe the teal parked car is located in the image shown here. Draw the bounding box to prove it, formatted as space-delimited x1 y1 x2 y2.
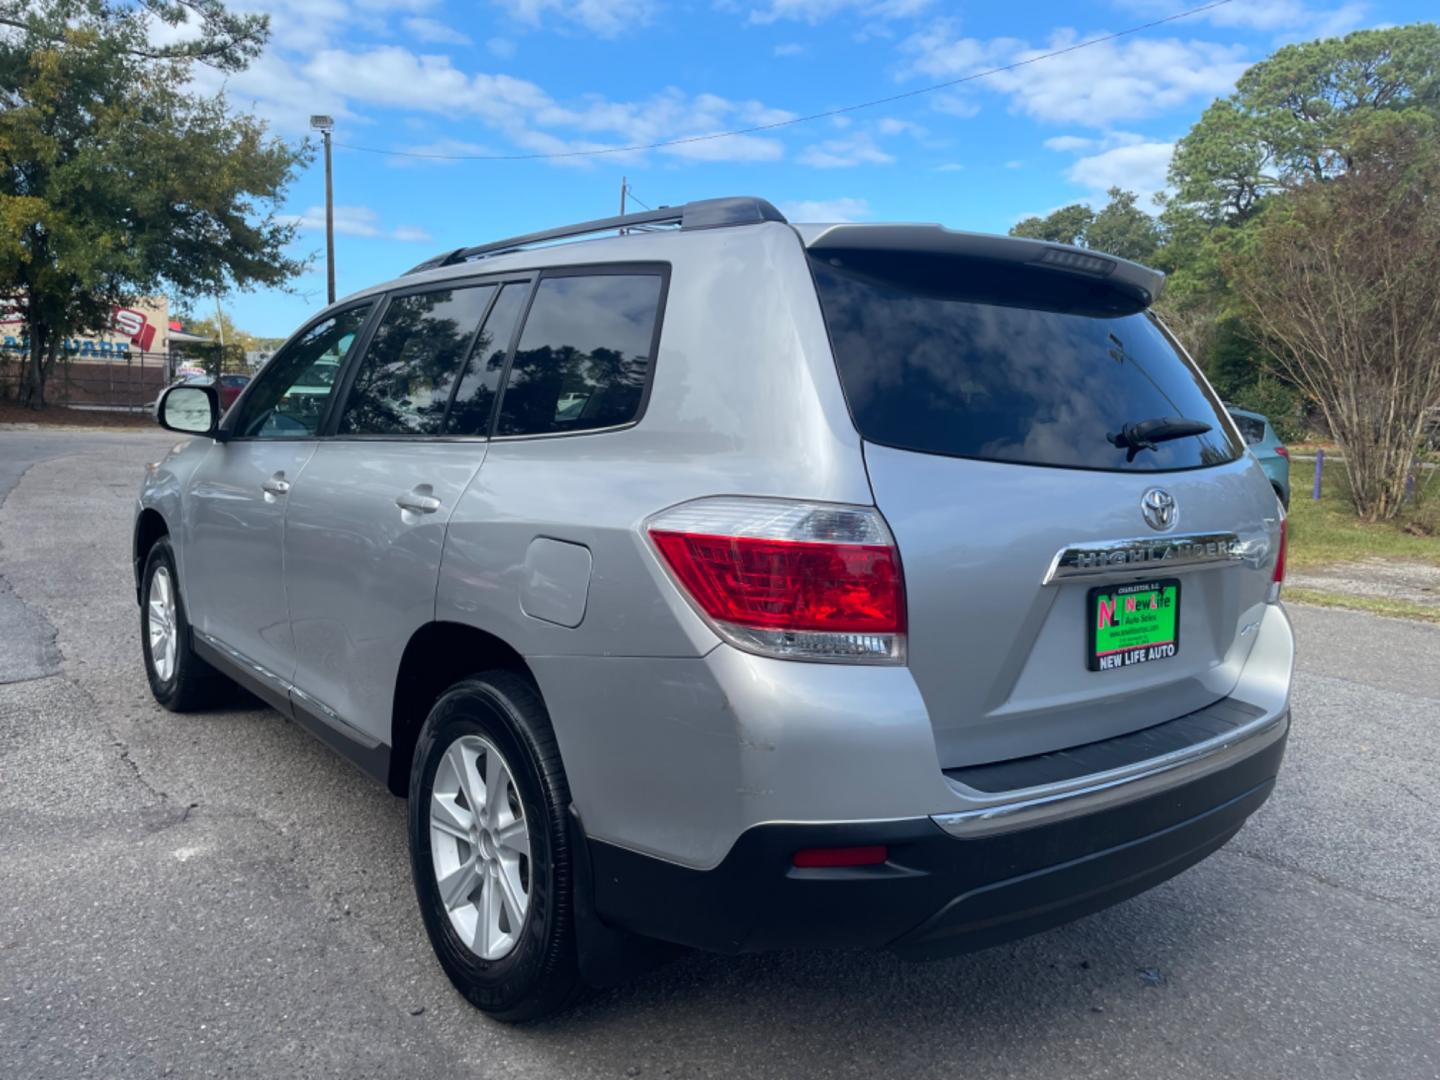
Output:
1228 406 1290 508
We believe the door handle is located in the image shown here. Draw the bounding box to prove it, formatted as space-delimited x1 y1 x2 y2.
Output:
262 473 291 498
396 489 442 515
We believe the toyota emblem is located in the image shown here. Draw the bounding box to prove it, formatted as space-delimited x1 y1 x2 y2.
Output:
1141 488 1178 531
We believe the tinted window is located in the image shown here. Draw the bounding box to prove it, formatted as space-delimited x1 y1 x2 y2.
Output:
446 282 529 436
234 305 372 439
338 285 495 436
1231 414 1266 444
811 252 1242 471
496 273 663 437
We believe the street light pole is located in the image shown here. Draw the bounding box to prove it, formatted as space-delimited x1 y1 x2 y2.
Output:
310 115 336 305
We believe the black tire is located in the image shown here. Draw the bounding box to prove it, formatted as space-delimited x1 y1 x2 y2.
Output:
140 537 227 711
408 672 583 1022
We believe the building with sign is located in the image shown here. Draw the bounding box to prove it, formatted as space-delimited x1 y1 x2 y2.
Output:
0 297 174 359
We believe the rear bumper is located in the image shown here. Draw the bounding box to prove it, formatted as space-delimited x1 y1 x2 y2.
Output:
588 714 1286 957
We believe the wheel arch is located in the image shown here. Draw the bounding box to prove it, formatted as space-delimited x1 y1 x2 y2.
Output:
133 507 170 605
388 621 538 797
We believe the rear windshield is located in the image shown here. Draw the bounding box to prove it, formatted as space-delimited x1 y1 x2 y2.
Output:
810 251 1242 472
1230 413 1266 444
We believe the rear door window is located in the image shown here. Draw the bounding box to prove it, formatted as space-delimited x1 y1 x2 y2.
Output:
495 271 664 438
337 284 496 436
810 252 1242 471
445 282 529 437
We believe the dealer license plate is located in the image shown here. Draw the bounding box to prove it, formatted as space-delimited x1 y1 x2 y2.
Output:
1087 579 1180 672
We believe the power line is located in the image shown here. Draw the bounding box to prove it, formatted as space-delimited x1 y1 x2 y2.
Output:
332 0 1234 163
624 185 654 211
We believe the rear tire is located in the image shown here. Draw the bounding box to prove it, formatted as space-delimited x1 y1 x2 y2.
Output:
408 672 583 1022
140 537 228 711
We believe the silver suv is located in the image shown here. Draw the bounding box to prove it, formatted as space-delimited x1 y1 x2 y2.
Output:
136 197 1292 1021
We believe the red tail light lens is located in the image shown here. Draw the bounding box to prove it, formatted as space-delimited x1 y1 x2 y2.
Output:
649 533 904 633
1274 446 1289 458
647 498 906 663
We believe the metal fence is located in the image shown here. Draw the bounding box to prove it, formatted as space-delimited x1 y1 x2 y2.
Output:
0 350 178 411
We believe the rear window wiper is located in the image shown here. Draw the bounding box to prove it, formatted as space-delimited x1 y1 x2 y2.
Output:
1107 416 1213 462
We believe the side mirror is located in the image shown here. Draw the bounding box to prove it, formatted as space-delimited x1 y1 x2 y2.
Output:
157 384 220 437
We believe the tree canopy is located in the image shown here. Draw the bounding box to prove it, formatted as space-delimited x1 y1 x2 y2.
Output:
1167 24 1440 224
0 0 307 405
1010 188 1161 264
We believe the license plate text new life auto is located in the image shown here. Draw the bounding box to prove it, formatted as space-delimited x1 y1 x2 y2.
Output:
1087 579 1180 672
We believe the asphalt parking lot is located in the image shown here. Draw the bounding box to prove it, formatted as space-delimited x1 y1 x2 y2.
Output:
2 428 1437 1080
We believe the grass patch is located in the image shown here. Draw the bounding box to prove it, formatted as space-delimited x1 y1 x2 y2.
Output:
1285 463 1440 570
1285 587 1440 624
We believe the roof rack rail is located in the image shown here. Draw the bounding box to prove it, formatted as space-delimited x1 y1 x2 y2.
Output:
404 196 787 275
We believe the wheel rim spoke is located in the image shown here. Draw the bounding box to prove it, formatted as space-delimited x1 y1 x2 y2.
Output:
428 732 532 961
496 818 529 861
495 857 526 928
430 793 473 842
148 567 178 681
437 856 479 910
484 749 507 823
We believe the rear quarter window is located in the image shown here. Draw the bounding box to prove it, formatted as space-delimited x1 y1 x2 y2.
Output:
810 251 1242 472
495 270 665 438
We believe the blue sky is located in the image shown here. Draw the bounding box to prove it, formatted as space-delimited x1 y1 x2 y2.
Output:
187 0 1433 337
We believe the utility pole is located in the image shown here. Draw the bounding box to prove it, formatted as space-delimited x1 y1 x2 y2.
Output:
213 291 226 377
620 176 627 217
310 115 336 304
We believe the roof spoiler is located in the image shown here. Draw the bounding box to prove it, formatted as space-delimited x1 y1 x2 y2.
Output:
804 224 1165 306
405 196 788 275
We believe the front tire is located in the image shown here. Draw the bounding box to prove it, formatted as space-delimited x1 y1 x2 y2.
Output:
140 537 226 711
408 672 582 1022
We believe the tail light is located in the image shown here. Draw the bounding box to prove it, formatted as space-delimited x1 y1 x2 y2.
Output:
646 497 906 663
1268 516 1287 603
1274 446 1289 458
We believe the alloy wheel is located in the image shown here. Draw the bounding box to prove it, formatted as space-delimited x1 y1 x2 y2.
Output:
147 566 178 683
429 734 532 960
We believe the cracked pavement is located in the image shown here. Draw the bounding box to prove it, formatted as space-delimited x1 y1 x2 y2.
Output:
1 429 1437 1080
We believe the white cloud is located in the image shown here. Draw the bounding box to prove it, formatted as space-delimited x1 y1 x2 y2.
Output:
746 0 930 25
282 205 392 238
1066 141 1175 196
354 0 437 10
487 36 517 58
780 197 871 222
931 92 981 118
1118 0 1367 36
661 134 785 162
404 16 472 44
216 37 800 165
901 23 1249 127
1004 159 1023 169
876 116 924 136
1043 134 1097 153
773 42 806 56
933 162 965 172
490 0 657 37
388 138 493 165
282 205 432 241
798 132 894 168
